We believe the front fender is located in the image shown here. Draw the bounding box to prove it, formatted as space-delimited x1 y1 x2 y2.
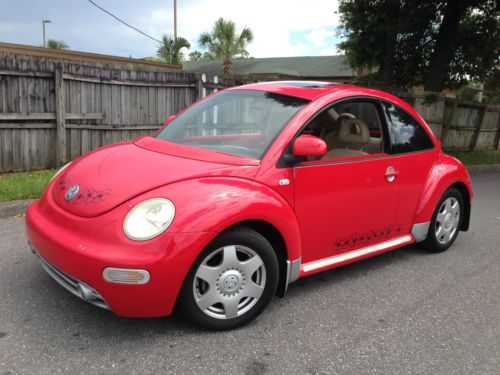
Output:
157 177 302 261
414 154 472 224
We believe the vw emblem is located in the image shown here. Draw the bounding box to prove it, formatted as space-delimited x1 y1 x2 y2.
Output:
65 184 80 202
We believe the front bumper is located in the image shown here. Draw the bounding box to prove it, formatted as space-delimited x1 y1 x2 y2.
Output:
26 196 215 318
31 246 109 310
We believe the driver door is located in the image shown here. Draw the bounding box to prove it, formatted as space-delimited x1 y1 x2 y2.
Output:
293 99 401 265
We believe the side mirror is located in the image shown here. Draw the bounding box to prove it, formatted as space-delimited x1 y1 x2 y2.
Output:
164 114 177 126
292 135 327 157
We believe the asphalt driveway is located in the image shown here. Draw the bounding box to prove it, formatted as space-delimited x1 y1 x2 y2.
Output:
0 171 499 375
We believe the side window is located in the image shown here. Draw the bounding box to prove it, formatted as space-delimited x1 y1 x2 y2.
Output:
383 103 434 153
299 100 386 160
333 101 383 140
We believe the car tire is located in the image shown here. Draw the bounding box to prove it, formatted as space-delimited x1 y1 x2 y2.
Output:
178 227 279 330
420 187 464 253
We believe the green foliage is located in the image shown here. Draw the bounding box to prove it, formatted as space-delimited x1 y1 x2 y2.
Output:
423 93 439 105
47 39 69 50
483 73 500 104
188 50 203 61
0 170 56 202
198 18 253 74
338 0 499 91
157 35 191 64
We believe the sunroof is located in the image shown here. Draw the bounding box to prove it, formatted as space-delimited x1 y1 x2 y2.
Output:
273 81 341 88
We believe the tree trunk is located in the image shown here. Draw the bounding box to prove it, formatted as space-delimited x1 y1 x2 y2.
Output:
222 57 232 75
378 28 397 87
377 0 400 88
424 0 468 92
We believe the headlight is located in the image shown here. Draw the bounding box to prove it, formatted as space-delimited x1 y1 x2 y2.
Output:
123 198 175 241
49 162 72 183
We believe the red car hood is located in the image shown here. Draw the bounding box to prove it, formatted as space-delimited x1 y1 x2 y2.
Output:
51 140 259 218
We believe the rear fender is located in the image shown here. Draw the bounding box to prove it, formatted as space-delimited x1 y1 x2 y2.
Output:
413 154 472 226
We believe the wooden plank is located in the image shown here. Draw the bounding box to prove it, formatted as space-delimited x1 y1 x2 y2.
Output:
12 129 22 171
66 113 103 120
21 128 30 171
1 129 13 172
148 86 157 124
0 123 55 129
442 99 458 144
62 73 196 88
0 112 54 120
81 129 90 154
469 105 487 151
0 69 53 78
65 125 160 130
111 84 121 125
0 112 102 120
54 67 67 166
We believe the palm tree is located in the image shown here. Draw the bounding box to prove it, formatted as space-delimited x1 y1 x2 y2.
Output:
47 39 69 50
157 35 191 64
188 50 203 61
198 18 253 74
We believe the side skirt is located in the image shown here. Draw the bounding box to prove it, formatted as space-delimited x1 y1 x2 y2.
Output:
300 234 414 277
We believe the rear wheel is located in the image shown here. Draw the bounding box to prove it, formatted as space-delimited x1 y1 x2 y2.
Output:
421 187 463 253
178 227 279 330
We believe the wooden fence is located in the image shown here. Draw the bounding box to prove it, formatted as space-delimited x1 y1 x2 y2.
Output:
406 95 500 151
0 51 249 173
0 52 498 173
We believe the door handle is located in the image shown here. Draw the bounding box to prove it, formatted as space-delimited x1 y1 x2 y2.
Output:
385 166 400 182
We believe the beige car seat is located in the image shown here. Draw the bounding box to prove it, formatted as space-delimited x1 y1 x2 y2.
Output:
323 113 355 150
322 118 370 159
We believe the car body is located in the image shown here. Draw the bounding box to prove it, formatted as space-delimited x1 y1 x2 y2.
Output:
26 81 472 329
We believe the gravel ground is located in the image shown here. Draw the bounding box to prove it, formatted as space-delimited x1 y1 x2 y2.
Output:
0 171 499 375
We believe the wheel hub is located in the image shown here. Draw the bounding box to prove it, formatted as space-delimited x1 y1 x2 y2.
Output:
217 269 245 295
444 213 454 228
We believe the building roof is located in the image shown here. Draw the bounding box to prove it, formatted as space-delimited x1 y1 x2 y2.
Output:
0 42 181 71
183 55 353 78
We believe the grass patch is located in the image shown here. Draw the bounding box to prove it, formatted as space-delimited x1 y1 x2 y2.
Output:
446 150 500 166
0 169 57 202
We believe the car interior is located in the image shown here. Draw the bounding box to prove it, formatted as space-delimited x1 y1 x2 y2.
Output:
301 101 386 160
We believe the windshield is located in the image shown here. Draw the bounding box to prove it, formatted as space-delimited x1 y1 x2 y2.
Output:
155 90 309 159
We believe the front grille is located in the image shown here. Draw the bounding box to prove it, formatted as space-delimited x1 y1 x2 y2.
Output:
30 245 110 310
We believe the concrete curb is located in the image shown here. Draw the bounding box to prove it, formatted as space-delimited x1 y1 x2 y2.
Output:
466 164 500 174
0 199 34 218
0 164 498 218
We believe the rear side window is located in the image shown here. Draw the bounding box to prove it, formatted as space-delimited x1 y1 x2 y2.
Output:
383 103 434 153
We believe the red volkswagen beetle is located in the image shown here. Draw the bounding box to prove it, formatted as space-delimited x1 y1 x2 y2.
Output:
26 81 472 330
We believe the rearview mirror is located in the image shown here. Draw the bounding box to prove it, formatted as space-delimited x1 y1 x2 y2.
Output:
292 135 327 157
164 114 177 126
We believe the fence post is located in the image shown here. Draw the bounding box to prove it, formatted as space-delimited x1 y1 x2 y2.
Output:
494 112 500 150
469 105 487 151
441 98 458 146
195 74 203 100
195 73 207 101
54 66 67 166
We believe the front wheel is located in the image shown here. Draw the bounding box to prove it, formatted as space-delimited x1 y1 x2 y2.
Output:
420 187 464 253
178 227 279 330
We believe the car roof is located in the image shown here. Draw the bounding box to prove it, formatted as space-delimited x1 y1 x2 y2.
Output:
228 80 401 103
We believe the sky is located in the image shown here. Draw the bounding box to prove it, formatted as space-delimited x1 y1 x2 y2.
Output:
0 0 342 59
